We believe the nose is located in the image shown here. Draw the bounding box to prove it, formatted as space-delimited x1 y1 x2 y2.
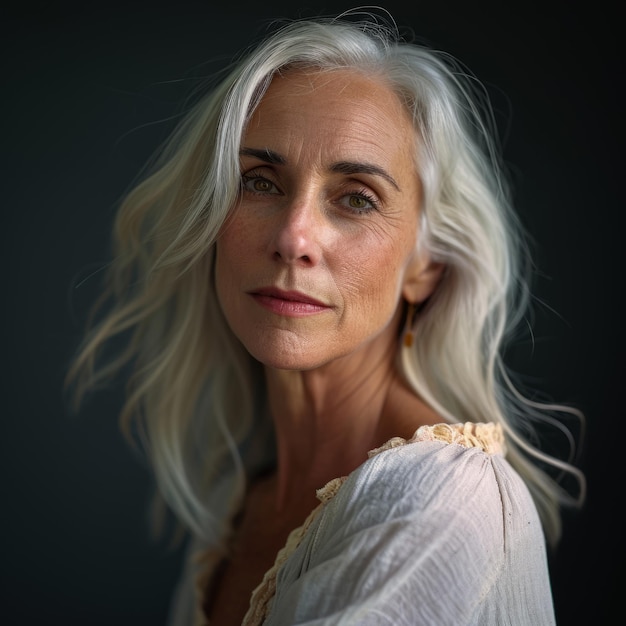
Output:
270 196 323 266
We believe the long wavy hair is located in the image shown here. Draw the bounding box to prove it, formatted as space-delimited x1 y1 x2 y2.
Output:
66 11 585 549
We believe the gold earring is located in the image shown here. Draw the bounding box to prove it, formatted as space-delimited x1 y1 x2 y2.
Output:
403 302 417 348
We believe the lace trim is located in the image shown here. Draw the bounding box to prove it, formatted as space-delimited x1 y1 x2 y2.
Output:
200 421 504 625
368 421 505 458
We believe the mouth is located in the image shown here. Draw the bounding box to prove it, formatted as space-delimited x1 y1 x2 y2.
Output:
251 287 327 305
248 287 331 316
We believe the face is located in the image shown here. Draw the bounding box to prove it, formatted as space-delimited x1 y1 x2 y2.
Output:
215 68 440 371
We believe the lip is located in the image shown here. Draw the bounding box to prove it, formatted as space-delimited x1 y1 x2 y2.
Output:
249 287 331 317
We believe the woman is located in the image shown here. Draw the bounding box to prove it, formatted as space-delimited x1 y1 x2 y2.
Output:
66 10 585 625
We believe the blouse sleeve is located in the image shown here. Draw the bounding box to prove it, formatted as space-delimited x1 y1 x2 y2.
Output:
263 434 556 625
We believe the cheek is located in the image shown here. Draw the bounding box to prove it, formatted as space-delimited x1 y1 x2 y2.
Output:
334 238 409 307
216 216 256 275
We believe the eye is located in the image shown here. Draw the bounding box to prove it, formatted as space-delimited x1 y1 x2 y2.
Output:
339 189 380 214
241 172 280 195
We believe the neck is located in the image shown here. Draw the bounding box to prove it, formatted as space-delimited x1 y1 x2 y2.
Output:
262 340 427 511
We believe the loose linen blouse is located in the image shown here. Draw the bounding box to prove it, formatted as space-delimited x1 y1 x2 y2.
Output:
167 422 556 625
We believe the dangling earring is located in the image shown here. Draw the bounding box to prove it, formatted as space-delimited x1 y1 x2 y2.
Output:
403 302 417 348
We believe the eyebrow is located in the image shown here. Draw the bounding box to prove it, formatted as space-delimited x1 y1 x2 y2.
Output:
239 147 286 164
239 147 400 190
330 161 400 191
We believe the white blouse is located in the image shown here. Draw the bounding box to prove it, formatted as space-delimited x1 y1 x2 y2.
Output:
167 422 556 625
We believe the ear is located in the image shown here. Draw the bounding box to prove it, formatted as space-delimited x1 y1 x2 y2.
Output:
401 251 445 304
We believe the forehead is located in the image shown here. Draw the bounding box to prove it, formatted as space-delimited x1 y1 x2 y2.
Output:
244 68 417 164
261 66 401 102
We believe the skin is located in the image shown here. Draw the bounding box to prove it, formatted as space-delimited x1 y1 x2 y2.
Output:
210 68 444 622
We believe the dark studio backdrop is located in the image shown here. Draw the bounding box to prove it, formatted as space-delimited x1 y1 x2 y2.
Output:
2 1 622 624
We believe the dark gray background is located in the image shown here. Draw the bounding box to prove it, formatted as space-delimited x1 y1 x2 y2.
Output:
2 1 621 624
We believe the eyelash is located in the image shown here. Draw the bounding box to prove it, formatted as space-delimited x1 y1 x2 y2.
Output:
344 187 380 214
240 171 381 215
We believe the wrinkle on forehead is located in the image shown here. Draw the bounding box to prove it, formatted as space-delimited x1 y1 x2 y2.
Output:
246 68 418 172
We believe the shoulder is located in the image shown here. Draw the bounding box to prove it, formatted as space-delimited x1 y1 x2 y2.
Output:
367 420 507 482
320 421 509 502
317 421 540 545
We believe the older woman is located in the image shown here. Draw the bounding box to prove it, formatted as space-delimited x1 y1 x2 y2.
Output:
67 10 585 625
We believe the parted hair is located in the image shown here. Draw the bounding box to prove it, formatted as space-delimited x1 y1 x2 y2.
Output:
66 10 585 549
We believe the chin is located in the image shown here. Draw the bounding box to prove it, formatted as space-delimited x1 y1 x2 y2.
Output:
242 336 327 372
248 349 321 372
